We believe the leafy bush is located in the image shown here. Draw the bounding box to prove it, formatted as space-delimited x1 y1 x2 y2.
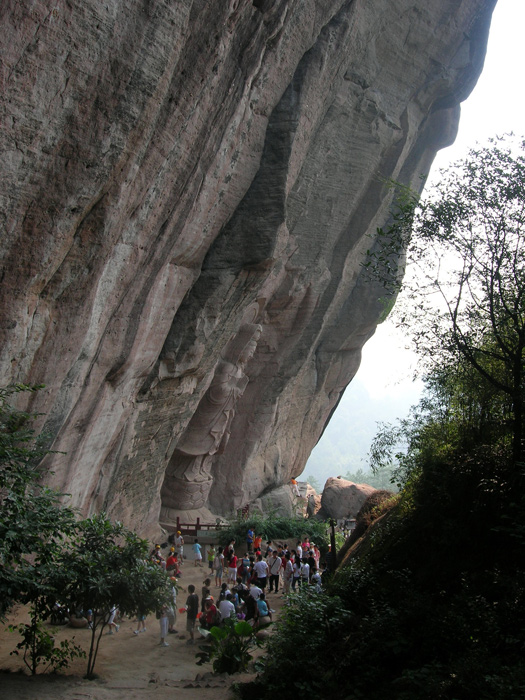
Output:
196 618 266 674
218 512 329 554
9 616 85 675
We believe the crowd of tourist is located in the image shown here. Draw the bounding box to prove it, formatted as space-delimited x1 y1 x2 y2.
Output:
103 528 325 648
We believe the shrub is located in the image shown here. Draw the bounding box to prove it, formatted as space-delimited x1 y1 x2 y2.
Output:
219 512 329 554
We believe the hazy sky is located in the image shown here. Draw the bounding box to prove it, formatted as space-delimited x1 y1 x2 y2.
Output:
307 0 525 476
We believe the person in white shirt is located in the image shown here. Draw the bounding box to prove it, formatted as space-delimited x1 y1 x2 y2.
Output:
283 552 294 594
175 532 184 563
249 583 262 600
300 558 310 587
219 594 236 621
253 554 269 589
268 550 282 593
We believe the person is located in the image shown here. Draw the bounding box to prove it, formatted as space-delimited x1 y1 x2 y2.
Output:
292 555 301 591
151 544 165 566
249 582 262 601
268 550 282 593
233 576 249 603
300 557 310 587
175 531 184 563
214 546 224 587
134 611 147 635
307 550 316 580
185 584 199 645
296 541 303 561
219 593 236 622
246 526 254 552
218 582 231 602
311 567 323 593
240 553 251 584
256 592 272 623
283 552 293 594
201 596 219 630
291 478 300 497
253 533 262 553
265 541 274 558
228 551 238 582
201 578 211 613
107 605 120 634
167 577 177 634
207 545 216 572
159 603 169 647
244 591 257 621
192 538 203 567
253 554 269 589
166 547 179 573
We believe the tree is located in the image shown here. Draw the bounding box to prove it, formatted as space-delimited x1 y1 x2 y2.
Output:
51 514 171 678
304 474 321 492
0 384 77 619
392 136 525 462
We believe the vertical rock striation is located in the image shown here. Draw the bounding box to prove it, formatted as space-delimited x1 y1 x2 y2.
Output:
0 0 496 534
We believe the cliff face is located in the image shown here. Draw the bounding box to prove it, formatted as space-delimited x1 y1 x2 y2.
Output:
0 0 496 535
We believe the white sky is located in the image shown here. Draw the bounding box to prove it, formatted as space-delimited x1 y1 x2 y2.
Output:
357 0 525 400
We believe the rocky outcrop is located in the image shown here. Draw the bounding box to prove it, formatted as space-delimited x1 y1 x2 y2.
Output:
319 477 376 519
0 1 496 536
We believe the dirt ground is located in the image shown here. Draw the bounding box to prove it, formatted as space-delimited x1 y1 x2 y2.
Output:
0 558 283 700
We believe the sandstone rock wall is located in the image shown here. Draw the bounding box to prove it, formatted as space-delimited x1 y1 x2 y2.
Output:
0 0 496 535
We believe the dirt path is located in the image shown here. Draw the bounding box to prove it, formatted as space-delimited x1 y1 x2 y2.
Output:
0 559 283 699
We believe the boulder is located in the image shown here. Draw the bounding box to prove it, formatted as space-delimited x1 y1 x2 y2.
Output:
320 477 376 520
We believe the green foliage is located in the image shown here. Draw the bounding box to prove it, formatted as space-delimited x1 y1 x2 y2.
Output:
51 513 171 679
393 136 525 460
0 384 77 619
9 615 85 675
304 474 321 492
196 618 265 674
218 512 329 553
241 447 525 699
343 464 397 491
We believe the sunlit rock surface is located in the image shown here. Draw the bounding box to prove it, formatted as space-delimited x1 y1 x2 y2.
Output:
319 477 376 520
0 0 496 535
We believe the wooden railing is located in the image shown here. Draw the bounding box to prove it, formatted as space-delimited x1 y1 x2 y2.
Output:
170 516 228 537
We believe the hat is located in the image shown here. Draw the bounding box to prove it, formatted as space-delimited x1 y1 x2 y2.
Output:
155 544 160 549
170 547 175 552
206 595 214 601
177 530 181 535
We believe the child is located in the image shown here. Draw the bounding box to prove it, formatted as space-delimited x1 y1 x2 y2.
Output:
207 545 216 572
192 538 203 567
185 584 199 645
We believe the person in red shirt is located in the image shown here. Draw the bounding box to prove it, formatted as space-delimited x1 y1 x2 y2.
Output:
201 596 219 630
166 547 179 574
228 553 238 582
253 534 262 553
